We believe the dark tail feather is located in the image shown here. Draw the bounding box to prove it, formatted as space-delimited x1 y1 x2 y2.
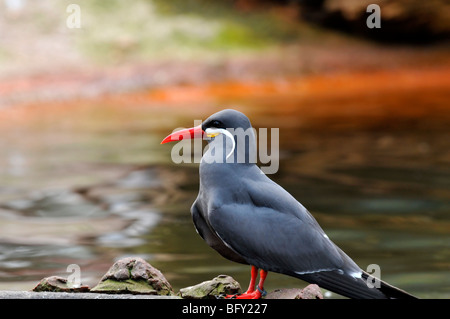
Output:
296 270 417 299
361 271 417 299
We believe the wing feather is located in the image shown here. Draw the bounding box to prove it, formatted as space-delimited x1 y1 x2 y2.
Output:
208 202 357 276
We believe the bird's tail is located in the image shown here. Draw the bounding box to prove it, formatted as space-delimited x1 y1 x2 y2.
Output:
297 270 417 299
361 271 417 299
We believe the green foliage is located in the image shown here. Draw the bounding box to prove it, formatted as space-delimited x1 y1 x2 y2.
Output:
75 0 306 64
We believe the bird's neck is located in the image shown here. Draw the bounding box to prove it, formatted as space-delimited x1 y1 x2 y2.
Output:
202 131 257 165
199 160 253 192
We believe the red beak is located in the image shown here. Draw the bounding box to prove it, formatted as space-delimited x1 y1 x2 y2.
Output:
160 125 204 144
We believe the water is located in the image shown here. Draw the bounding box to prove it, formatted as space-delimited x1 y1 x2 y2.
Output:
0 72 449 298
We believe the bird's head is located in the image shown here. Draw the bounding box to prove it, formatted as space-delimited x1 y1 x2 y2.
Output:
161 109 256 163
201 109 252 139
161 109 252 144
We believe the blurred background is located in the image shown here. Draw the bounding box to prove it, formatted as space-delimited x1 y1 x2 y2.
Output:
0 0 449 298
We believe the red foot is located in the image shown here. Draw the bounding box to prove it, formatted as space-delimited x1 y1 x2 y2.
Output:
226 287 265 299
232 290 262 299
225 267 268 299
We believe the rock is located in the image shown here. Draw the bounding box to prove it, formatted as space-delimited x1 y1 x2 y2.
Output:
31 257 324 299
179 275 241 299
90 257 173 295
32 276 90 293
0 291 179 299
265 284 323 299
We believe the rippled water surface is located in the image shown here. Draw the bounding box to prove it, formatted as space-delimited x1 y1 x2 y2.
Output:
0 72 449 298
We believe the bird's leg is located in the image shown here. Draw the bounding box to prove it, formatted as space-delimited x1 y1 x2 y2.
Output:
228 268 268 299
245 265 259 293
225 265 258 299
255 269 268 297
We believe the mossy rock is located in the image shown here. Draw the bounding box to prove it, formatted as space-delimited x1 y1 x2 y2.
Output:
179 275 241 299
91 257 173 295
265 285 323 299
33 276 89 293
91 279 162 295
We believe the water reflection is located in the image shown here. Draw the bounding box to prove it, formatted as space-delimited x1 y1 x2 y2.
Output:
0 75 449 298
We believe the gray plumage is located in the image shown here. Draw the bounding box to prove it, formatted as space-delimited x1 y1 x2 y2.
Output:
188 109 416 299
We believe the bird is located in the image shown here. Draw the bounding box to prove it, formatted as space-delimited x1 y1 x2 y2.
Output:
161 109 416 299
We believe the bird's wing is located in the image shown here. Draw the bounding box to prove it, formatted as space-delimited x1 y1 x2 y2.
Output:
208 199 357 277
206 174 416 299
191 201 248 264
207 198 392 298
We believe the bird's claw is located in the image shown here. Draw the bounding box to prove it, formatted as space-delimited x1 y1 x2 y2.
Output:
215 294 236 299
224 287 266 299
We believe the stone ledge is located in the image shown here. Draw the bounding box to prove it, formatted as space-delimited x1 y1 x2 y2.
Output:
0 291 180 299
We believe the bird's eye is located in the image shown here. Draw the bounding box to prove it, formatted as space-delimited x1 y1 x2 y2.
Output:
211 120 222 128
